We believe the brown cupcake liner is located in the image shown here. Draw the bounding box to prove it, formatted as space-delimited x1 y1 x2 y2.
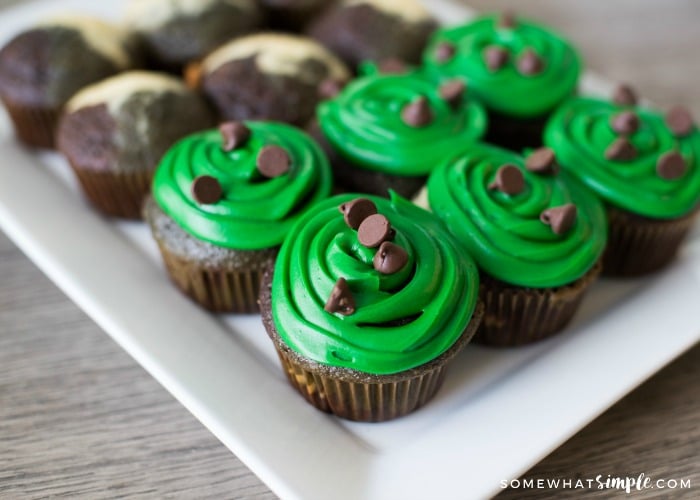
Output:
603 205 699 277
68 164 153 220
260 269 484 422
183 61 203 90
159 242 271 314
1 98 59 149
475 261 602 347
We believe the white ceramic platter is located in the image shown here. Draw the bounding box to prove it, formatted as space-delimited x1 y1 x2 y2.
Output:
1 1 699 499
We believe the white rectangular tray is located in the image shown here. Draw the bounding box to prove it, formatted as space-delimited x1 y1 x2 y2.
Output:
1 1 699 499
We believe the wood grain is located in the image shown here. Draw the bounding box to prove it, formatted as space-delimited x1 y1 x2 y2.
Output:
1 0 699 499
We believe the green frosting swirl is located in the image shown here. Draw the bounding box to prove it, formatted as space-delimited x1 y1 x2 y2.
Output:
272 193 479 375
153 122 333 250
545 97 700 219
422 14 581 117
317 73 487 176
427 143 607 288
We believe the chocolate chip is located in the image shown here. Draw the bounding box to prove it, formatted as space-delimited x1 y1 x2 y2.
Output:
612 84 638 107
401 97 433 128
488 164 525 195
191 175 223 205
605 137 637 161
377 58 408 74
318 78 346 99
665 106 695 137
656 151 686 180
610 111 640 135
435 42 456 64
339 198 377 229
499 10 517 28
540 203 577 235
257 145 291 178
324 278 356 316
358 214 393 248
526 147 559 175
517 49 544 76
219 121 250 151
373 241 409 275
439 79 466 109
484 45 509 72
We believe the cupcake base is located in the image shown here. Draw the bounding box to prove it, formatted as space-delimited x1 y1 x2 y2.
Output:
144 197 277 313
604 205 699 277
483 109 550 153
476 261 602 347
70 165 153 219
260 269 484 422
1 98 59 149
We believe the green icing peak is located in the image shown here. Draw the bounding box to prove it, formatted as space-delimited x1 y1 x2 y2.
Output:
545 97 700 219
153 122 333 250
317 73 487 176
423 14 581 117
272 193 480 375
428 143 607 288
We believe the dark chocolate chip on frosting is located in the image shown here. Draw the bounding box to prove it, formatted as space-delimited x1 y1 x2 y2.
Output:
220 121 251 151
665 106 695 137
526 147 559 175
257 145 291 178
517 48 544 76
192 175 223 205
373 241 409 275
439 79 466 109
358 214 393 248
339 198 377 229
435 42 456 64
656 151 687 180
605 137 637 161
318 78 347 99
489 164 525 195
484 45 509 72
610 111 640 136
324 277 356 316
377 58 408 74
540 203 577 235
612 84 638 107
401 97 433 128
499 10 517 29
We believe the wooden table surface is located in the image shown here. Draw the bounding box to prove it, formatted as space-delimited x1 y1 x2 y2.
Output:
1 0 699 498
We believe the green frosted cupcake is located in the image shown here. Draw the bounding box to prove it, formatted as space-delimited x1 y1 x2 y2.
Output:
146 121 333 312
313 72 487 198
427 143 606 346
422 12 581 151
260 193 483 421
544 88 700 276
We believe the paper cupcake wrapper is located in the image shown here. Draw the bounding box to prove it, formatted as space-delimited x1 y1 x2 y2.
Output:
260 269 484 422
158 243 271 314
1 98 59 149
604 206 699 277
475 262 601 347
69 164 153 220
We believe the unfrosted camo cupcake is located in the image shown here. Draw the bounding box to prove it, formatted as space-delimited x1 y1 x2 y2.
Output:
308 0 437 70
545 86 700 276
125 0 263 72
427 143 606 346
57 71 213 219
261 193 483 421
146 120 332 312
194 33 350 126
0 15 141 148
314 72 487 198
423 12 581 151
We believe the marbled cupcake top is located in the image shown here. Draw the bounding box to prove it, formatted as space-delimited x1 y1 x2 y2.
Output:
545 90 700 219
153 121 333 249
0 15 140 106
422 13 581 117
427 143 607 288
271 193 479 375
318 73 487 176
